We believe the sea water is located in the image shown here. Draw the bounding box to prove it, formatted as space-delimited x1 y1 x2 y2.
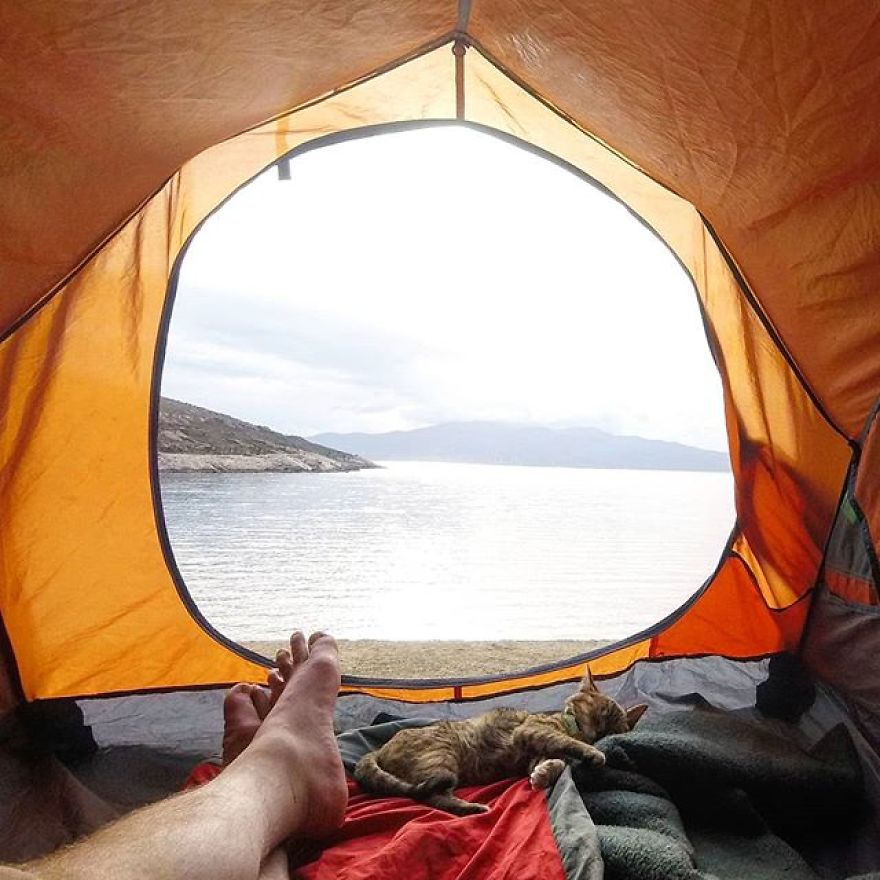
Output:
159 461 734 643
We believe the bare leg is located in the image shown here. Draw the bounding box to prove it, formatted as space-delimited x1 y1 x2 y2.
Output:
23 632 347 880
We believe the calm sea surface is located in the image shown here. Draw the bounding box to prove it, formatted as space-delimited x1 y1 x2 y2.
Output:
160 461 734 643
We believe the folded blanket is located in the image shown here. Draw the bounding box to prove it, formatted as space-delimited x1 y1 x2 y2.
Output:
571 705 865 880
593 706 862 834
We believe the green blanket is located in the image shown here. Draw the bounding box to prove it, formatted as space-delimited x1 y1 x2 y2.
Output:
573 705 865 880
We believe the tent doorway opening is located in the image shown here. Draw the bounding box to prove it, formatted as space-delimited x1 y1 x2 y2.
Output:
157 123 733 680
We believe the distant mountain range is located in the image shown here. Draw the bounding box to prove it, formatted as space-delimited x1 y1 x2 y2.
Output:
157 398 377 473
310 422 729 472
157 400 728 473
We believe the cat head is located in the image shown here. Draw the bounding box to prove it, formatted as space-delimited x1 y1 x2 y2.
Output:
564 667 648 742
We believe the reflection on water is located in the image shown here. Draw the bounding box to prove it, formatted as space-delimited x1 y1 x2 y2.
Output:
160 461 734 643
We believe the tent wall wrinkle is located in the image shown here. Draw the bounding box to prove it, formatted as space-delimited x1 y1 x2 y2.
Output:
0 49 458 700
0 1 457 336
470 0 880 438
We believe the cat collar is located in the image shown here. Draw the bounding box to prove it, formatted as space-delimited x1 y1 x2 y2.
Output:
561 707 579 738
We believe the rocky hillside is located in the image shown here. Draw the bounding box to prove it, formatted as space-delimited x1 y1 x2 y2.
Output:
157 398 377 473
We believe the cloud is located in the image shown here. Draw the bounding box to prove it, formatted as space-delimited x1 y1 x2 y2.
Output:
168 286 434 387
161 126 728 451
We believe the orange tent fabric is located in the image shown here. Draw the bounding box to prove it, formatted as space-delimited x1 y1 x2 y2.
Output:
1 2 877 703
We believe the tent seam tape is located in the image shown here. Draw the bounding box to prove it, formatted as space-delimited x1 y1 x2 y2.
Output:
58 651 781 704
700 217 852 446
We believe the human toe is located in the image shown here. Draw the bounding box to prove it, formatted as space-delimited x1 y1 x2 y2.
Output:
275 648 294 682
268 669 285 703
225 683 260 723
289 631 308 665
251 685 272 719
306 632 338 662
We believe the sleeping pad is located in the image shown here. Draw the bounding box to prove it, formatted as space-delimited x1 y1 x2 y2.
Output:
289 706 869 879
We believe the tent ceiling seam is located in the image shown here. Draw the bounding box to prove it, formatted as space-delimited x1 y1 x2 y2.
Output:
231 31 460 141
462 36 676 198
453 39 467 119
457 0 473 32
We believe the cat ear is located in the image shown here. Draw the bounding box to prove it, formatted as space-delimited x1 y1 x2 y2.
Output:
580 667 599 693
625 704 648 729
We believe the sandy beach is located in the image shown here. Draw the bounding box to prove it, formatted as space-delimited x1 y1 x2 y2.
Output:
242 639 613 679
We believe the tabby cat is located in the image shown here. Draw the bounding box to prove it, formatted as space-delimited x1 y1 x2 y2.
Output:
353 668 647 815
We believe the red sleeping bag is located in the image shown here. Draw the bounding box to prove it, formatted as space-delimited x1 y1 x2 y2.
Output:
290 779 572 880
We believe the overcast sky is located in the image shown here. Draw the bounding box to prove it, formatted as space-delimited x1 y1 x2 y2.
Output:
164 126 728 451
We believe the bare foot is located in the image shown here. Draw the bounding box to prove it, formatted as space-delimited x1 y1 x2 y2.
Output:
223 683 272 765
220 632 347 843
222 644 295 765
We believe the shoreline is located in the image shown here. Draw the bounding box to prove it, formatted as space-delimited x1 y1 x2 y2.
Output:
158 452 377 474
241 638 614 679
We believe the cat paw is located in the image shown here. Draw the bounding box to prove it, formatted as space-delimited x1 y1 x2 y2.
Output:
459 802 491 815
572 743 606 767
530 758 566 790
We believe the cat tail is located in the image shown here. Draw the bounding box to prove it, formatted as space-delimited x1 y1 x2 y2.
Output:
423 792 490 815
353 752 452 799
354 755 487 815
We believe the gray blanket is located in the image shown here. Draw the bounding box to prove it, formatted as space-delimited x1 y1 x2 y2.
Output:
574 705 865 880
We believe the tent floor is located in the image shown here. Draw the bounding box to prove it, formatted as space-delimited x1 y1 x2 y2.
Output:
1 656 879 874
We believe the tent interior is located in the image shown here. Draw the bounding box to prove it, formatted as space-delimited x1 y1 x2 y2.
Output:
3 2 880 875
